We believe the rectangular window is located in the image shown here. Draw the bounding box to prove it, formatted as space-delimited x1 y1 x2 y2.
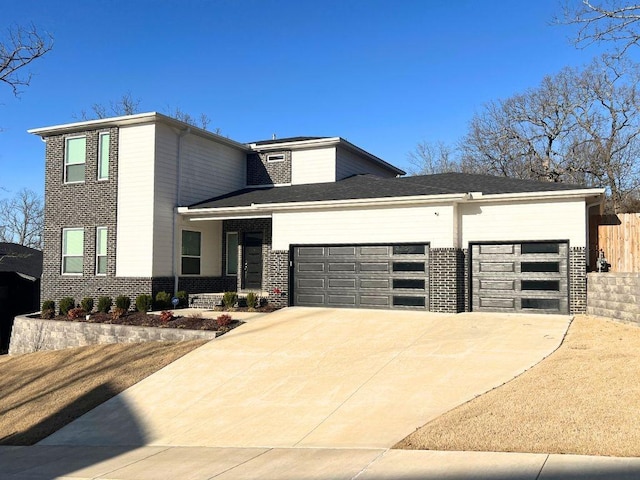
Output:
267 153 285 162
393 244 426 255
392 262 425 272
98 132 110 180
226 232 238 275
182 230 201 275
521 298 560 310
393 296 426 307
521 242 560 254
521 280 560 291
393 279 426 290
521 262 560 273
62 228 84 274
64 136 86 183
96 227 107 275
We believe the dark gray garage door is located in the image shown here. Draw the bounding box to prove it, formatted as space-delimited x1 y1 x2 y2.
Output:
292 244 429 309
471 241 569 314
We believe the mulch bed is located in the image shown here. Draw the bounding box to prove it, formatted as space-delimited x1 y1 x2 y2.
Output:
33 305 278 334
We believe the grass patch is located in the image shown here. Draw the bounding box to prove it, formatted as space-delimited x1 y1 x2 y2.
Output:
395 315 640 457
0 341 205 445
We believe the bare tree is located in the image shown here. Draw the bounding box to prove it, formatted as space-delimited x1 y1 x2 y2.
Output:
0 23 53 96
164 106 221 133
415 57 640 212
75 92 141 120
0 188 44 250
561 1 640 55
407 141 461 175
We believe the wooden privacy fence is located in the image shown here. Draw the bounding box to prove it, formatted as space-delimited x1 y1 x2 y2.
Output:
591 213 640 273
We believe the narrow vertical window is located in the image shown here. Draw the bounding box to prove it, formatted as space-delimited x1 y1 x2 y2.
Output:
64 136 86 183
96 227 107 275
98 132 110 180
226 232 238 275
181 230 201 275
62 228 84 274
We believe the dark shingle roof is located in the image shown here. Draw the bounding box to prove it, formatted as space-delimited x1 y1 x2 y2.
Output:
187 173 594 210
0 243 43 278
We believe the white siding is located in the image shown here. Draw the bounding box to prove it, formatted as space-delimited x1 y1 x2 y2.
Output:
179 133 246 205
460 199 587 247
152 123 179 276
178 218 222 276
272 205 455 250
116 124 156 277
335 146 396 180
291 147 336 184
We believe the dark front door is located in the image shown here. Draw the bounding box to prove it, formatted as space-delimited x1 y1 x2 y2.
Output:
243 232 263 290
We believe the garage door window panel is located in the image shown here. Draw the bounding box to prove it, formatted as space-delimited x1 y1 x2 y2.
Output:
521 262 560 273
521 298 560 310
393 245 426 255
393 296 426 307
521 242 560 254
393 279 426 290
393 262 425 272
521 280 560 291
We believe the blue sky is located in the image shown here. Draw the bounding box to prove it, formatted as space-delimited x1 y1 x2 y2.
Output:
0 0 608 200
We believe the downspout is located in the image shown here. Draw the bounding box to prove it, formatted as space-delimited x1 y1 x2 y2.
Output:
173 127 191 295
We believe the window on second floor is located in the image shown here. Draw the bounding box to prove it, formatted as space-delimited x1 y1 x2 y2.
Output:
96 227 107 275
62 228 84 275
64 136 86 183
182 230 201 275
98 132 110 180
267 153 285 162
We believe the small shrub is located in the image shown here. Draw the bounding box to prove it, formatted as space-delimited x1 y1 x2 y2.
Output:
115 295 131 311
176 290 189 308
222 291 237 309
97 296 113 313
40 308 55 320
246 292 257 311
59 297 75 316
188 311 203 319
111 307 127 320
81 297 94 313
68 307 85 319
42 300 55 313
136 294 153 312
216 313 232 327
159 310 174 323
155 291 172 310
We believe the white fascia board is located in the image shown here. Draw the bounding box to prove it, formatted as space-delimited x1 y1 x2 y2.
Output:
179 193 468 217
28 112 249 151
469 188 606 202
248 137 342 151
188 214 272 221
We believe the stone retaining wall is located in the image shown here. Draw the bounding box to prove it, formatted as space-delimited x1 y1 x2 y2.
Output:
587 272 640 325
8 316 219 355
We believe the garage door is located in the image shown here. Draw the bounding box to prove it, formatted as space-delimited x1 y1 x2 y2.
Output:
471 241 569 314
292 244 429 309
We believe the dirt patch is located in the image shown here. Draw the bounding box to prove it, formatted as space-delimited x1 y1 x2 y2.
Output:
0 341 206 446
395 315 640 457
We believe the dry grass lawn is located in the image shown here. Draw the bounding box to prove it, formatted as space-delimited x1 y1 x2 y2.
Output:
395 315 640 457
0 341 205 445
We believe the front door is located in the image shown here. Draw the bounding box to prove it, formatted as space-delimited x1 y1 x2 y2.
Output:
243 232 263 290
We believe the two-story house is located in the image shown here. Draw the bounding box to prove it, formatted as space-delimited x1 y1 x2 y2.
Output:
30 112 604 314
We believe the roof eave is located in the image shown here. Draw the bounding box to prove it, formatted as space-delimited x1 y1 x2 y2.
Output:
28 112 250 151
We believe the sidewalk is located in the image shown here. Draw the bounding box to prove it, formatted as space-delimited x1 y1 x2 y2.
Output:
2 446 640 479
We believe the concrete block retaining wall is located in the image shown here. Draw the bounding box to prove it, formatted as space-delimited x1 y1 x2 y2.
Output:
8 315 219 355
587 272 640 326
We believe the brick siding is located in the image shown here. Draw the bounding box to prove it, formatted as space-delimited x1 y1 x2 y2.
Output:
570 246 587 314
246 151 292 185
429 248 465 313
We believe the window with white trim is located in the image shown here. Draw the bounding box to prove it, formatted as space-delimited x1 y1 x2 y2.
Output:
64 136 86 183
182 230 201 275
266 153 285 162
98 132 110 180
62 228 84 274
226 232 238 275
96 227 107 275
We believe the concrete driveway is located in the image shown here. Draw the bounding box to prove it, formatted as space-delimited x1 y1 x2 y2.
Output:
40 307 570 449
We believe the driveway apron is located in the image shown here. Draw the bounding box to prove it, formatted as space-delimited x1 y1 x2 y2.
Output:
39 307 570 449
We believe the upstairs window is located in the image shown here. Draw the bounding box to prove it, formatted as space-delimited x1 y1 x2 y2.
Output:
267 153 285 162
182 230 201 275
62 228 84 274
98 132 110 180
64 136 86 183
96 227 107 275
